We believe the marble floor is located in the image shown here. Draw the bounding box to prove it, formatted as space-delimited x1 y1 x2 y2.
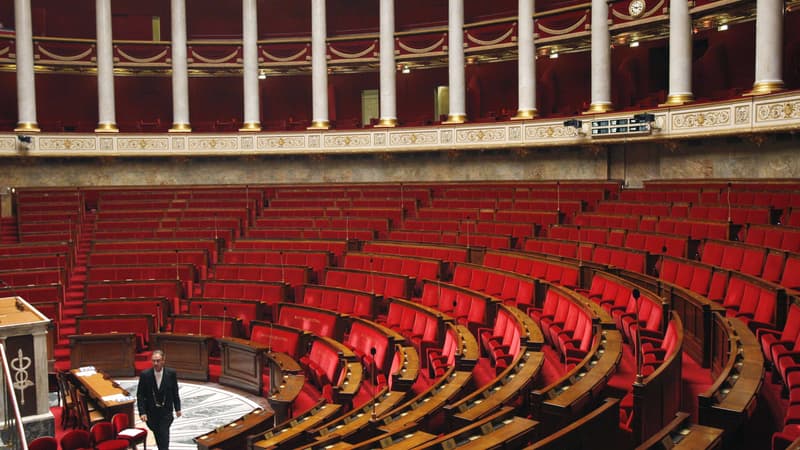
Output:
55 380 270 450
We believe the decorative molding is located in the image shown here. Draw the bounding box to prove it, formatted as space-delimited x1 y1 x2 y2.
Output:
1 92 798 158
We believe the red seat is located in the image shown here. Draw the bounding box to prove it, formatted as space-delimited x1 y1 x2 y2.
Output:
759 305 800 367
29 436 58 450
111 412 147 450
60 429 93 450
89 422 129 450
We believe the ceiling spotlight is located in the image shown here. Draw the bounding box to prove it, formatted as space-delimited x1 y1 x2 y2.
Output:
258 70 266 80
629 41 640 48
717 23 728 31
549 52 559 59
401 64 410 74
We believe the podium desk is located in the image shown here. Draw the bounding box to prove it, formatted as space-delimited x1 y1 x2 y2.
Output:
218 337 269 395
265 352 304 423
151 332 213 381
69 332 136 377
71 369 135 424
194 408 275 450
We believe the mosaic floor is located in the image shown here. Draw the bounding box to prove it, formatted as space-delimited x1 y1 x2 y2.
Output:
50 380 270 450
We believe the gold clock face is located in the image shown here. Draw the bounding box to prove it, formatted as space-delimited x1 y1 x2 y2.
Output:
628 0 645 17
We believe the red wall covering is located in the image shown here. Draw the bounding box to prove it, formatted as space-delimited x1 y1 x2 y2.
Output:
0 5 796 131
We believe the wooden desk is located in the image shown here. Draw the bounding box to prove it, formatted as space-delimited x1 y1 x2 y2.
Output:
636 412 724 450
71 369 135 424
418 407 538 450
392 345 420 391
698 314 764 435
69 332 136 377
194 408 274 450
449 350 545 428
218 336 269 395
265 351 305 423
378 369 473 434
151 332 213 381
307 388 407 445
249 403 342 450
531 329 623 435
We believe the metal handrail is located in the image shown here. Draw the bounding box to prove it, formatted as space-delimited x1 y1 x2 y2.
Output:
0 343 28 450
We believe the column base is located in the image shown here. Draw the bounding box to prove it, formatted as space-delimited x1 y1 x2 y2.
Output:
744 81 785 96
18 412 55 443
659 93 694 107
442 114 467 124
374 118 397 128
583 103 613 114
169 123 192 132
307 120 330 130
512 109 537 120
239 122 262 132
14 122 40 132
95 123 119 133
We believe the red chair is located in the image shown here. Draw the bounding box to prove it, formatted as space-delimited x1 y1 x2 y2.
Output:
757 304 800 368
28 436 57 450
90 421 129 450
60 429 92 450
112 412 148 450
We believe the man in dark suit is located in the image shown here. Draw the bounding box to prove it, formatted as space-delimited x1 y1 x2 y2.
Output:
137 350 182 450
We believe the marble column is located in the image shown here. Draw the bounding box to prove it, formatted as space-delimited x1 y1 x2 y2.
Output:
663 0 694 105
445 0 466 123
586 0 612 113
309 0 330 129
376 0 397 127
748 0 785 94
95 0 118 132
14 0 39 132
514 0 536 119
240 0 261 131
170 0 191 132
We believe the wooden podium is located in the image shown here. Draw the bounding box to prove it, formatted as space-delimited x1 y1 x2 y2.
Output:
69 333 136 377
218 337 269 395
0 297 55 441
151 332 213 381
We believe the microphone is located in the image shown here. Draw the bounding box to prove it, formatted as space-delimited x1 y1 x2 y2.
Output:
370 347 378 420
268 320 273 352
222 306 227 339
577 225 582 265
727 182 732 223
156 302 162 332
57 253 65 321
369 257 375 295
346 216 350 241
556 181 561 213
465 215 471 250
198 304 203 335
280 251 285 284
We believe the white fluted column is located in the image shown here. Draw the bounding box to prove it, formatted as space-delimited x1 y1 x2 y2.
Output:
240 0 261 131
445 0 466 123
587 0 612 113
170 0 191 132
14 0 38 132
95 0 118 132
663 0 694 105
514 0 536 119
309 0 329 129
749 0 785 94
377 0 397 127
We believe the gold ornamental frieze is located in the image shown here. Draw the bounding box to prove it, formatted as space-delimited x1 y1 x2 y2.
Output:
455 127 507 144
38 137 96 151
257 135 306 149
323 134 371 148
671 109 731 130
117 137 169 151
389 131 438 146
187 137 238 151
756 100 800 123
0 137 16 151
525 124 582 139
